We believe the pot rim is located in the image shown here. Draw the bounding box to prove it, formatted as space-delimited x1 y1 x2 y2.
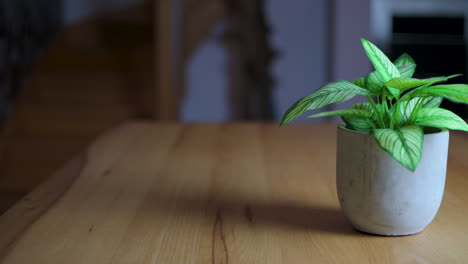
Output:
337 123 449 136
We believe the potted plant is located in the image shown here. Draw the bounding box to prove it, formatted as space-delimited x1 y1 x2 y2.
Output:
280 38 468 236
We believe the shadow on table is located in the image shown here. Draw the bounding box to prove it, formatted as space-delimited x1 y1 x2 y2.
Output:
148 192 359 236
249 203 355 235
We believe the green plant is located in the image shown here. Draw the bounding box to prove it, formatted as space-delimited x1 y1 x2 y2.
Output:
280 38 468 172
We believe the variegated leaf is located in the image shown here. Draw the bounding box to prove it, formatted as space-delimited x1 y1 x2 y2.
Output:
409 84 468 104
341 103 377 132
397 64 416 79
373 125 424 172
394 53 415 67
342 116 374 132
361 38 400 81
414 108 468 131
308 108 372 119
384 74 462 94
367 71 385 94
422 97 443 108
280 81 372 126
353 76 367 89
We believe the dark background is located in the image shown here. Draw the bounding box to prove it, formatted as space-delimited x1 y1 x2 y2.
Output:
0 0 467 124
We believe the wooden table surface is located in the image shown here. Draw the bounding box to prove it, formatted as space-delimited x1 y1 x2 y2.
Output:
1 122 467 263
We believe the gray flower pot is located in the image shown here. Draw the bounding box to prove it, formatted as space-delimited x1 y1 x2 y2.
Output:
336 125 449 236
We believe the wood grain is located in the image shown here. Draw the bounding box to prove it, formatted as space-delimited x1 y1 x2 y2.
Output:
1 122 468 263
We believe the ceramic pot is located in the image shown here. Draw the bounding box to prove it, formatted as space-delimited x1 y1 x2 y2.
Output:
336 125 449 236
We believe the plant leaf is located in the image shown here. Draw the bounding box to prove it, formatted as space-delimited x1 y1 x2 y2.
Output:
308 108 372 119
342 117 374 132
353 102 375 112
367 71 386 94
397 97 443 127
398 98 420 126
422 96 443 108
360 38 400 81
413 107 468 131
352 71 385 94
353 69 399 95
408 84 468 104
394 53 415 67
397 64 416 78
341 103 377 132
385 77 442 92
353 76 367 89
386 86 401 98
280 81 372 126
385 74 462 94
373 125 424 172
352 72 384 94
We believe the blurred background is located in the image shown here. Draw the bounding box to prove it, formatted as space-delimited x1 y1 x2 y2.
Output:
0 0 467 212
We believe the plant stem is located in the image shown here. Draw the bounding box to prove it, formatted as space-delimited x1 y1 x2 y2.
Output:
382 95 389 125
390 100 400 129
396 102 401 128
405 97 424 126
403 99 410 118
366 96 385 128
384 97 390 113
367 119 377 130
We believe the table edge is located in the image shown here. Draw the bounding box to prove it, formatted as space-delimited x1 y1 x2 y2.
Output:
0 153 86 259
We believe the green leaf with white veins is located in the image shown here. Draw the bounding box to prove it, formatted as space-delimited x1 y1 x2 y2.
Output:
342 103 377 132
352 102 375 113
308 108 372 119
361 38 400 81
374 125 424 172
385 74 462 94
397 64 416 78
367 71 386 93
397 97 444 127
280 81 372 126
394 53 415 67
353 76 367 89
413 108 468 131
422 97 443 108
394 54 416 78
342 117 374 132
397 98 418 126
386 86 401 98
408 84 468 104
352 71 385 94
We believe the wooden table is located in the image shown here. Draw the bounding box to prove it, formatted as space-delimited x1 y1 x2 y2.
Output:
1 122 467 263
